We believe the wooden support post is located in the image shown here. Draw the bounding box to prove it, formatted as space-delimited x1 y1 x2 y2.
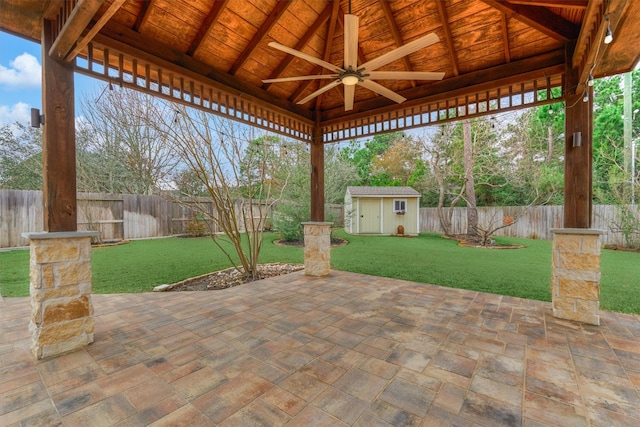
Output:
563 64 592 228
310 125 325 222
42 19 78 232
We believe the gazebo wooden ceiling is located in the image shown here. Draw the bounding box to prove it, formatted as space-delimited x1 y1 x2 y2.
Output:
1 0 638 144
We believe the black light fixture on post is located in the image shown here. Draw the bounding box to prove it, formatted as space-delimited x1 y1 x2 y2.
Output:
572 131 582 148
30 108 44 128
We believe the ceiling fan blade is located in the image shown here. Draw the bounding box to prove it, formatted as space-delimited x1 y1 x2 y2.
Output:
344 14 359 70
268 42 344 73
359 80 406 104
360 33 440 72
367 71 445 81
344 84 355 111
262 74 339 84
297 80 342 105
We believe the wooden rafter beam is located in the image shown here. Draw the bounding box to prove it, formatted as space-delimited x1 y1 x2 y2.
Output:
435 0 459 76
290 0 339 104
314 0 341 109
380 0 416 87
65 0 126 61
187 0 228 57
481 0 580 41
501 14 511 62
262 2 333 90
507 0 588 8
42 0 62 20
49 0 105 60
322 48 566 122
229 0 291 75
133 0 154 32
96 23 312 120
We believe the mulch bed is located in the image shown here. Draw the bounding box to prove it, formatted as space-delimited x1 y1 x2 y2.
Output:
444 234 524 249
164 262 304 291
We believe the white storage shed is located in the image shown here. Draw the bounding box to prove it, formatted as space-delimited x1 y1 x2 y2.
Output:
344 186 420 235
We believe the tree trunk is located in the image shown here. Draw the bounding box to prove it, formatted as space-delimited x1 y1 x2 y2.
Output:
463 119 478 237
547 125 553 165
432 152 451 235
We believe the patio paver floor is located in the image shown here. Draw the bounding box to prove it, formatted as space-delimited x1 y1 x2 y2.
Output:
1 270 640 426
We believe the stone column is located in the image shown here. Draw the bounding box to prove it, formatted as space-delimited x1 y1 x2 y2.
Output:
22 231 99 359
302 222 332 276
550 228 603 325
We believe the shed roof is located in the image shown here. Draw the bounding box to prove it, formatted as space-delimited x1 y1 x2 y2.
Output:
347 186 421 197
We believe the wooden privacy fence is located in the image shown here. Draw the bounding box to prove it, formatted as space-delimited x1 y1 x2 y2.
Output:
0 190 271 248
419 205 638 246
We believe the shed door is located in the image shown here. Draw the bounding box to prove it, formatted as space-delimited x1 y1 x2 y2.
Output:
359 198 381 233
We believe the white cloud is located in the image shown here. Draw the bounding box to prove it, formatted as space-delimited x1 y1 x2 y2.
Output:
0 53 41 88
0 102 31 126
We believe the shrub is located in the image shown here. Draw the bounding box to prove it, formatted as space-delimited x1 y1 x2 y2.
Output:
186 215 207 237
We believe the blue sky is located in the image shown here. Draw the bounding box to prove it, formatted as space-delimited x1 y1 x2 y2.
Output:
0 31 102 127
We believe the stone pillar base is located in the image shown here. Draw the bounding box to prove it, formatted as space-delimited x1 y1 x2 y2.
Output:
22 231 99 359
550 228 603 325
302 222 332 277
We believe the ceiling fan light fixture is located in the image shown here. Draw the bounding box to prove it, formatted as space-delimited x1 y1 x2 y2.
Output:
604 16 613 44
341 74 360 86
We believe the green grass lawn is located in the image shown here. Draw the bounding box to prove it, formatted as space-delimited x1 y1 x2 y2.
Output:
1 231 638 314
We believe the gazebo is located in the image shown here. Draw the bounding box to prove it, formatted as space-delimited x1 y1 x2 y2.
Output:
1 0 638 359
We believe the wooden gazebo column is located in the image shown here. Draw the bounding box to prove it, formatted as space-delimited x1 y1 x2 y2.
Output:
21 19 98 359
550 61 602 326
303 123 332 276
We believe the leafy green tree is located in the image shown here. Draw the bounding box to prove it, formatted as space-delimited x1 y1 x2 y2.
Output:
0 123 42 190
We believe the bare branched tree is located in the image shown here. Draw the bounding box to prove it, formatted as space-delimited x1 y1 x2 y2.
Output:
153 105 282 279
78 88 178 194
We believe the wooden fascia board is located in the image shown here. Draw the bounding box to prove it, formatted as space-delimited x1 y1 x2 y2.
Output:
229 0 291 75
481 0 579 41
321 49 565 123
574 0 632 81
93 27 313 121
49 0 105 60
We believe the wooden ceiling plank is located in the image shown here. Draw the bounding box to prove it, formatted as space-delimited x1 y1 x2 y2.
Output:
49 0 105 60
229 0 292 75
133 0 154 32
95 23 312 121
262 1 333 89
501 14 511 62
436 0 459 76
481 0 580 41
379 0 415 87
66 0 126 61
187 0 228 57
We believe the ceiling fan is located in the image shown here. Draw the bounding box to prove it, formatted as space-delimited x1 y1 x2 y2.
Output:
263 12 445 111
